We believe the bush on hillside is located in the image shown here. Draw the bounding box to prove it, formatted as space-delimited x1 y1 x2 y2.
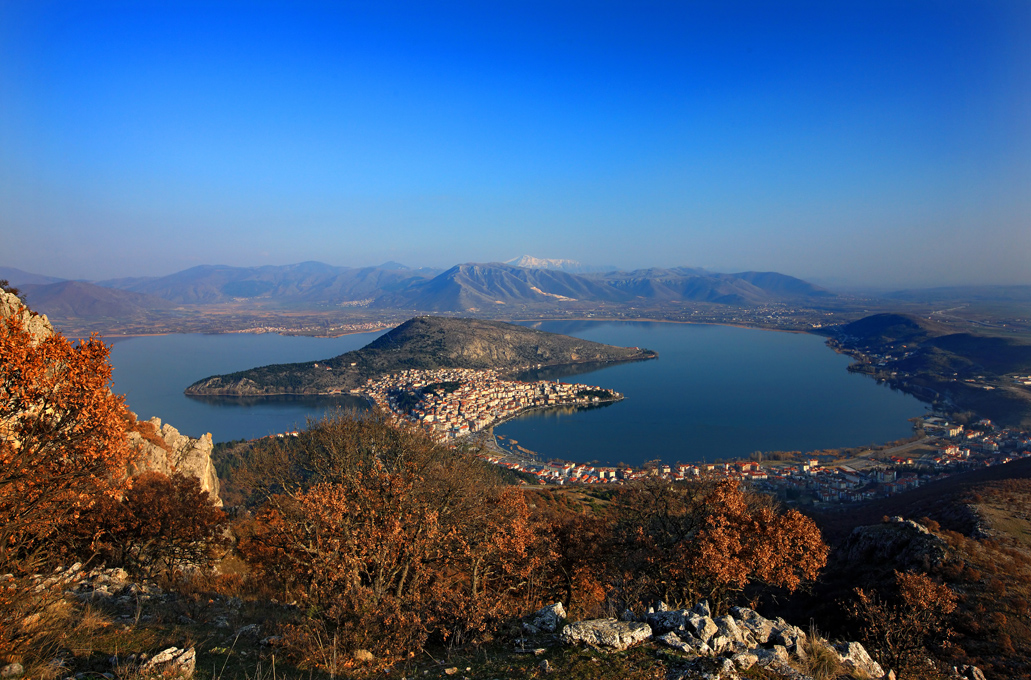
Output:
608 478 829 612
850 570 957 680
69 471 229 579
240 413 552 668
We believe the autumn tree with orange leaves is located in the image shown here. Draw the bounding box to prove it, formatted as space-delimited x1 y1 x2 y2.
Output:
240 412 551 667
611 478 828 612
0 305 134 572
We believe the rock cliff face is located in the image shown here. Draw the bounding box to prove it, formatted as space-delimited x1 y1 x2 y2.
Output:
0 289 53 344
127 417 222 506
1 289 221 505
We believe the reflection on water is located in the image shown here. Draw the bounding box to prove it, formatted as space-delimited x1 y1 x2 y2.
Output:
496 320 928 466
512 358 655 383
185 393 370 410
108 330 385 442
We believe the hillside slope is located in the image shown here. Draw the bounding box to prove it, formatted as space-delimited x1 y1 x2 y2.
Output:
185 316 657 396
19 281 179 319
377 263 836 311
833 313 1031 427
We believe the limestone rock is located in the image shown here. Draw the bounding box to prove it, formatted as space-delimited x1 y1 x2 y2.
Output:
561 618 652 651
730 651 759 670
0 663 24 678
730 607 774 644
0 290 52 344
657 632 694 654
715 615 748 646
835 641 884 679
647 608 689 634
657 631 712 656
128 417 222 506
525 602 567 634
141 647 196 679
686 614 719 643
838 517 948 571
956 665 986 680
770 618 806 650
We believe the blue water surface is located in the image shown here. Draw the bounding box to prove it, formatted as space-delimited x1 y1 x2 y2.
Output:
106 321 927 464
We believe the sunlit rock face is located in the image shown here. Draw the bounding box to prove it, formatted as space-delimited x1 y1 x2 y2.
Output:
1 289 221 505
127 417 222 506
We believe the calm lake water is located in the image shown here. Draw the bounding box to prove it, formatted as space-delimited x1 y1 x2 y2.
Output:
107 321 928 464
108 331 382 442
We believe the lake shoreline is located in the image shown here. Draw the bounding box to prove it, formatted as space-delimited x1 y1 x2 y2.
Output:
102 315 816 343
110 321 927 461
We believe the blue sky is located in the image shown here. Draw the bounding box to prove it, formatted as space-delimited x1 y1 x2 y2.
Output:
1 1 1029 288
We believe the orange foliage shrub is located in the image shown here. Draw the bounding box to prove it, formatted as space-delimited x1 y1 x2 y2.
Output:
611 478 828 611
545 512 614 618
0 308 134 571
850 570 958 679
70 472 228 579
240 413 551 666
1 303 136 664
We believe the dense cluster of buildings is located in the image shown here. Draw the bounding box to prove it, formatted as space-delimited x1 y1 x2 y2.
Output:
358 368 620 441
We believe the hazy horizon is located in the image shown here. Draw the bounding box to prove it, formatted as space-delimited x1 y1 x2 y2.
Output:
2 1 1029 288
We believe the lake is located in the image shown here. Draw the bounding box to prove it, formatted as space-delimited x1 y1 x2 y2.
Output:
107 321 928 464
108 331 381 442
495 321 926 465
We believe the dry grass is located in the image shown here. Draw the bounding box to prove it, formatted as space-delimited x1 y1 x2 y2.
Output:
798 627 847 680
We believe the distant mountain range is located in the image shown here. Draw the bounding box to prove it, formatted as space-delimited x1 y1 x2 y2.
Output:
3 260 836 319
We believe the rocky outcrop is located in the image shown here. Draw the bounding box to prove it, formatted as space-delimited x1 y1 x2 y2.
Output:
555 601 889 680
1 289 221 505
838 516 948 572
140 647 196 679
560 618 653 651
0 289 53 344
524 602 566 634
128 417 221 506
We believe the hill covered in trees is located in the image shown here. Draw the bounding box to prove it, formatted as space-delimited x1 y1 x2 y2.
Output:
185 316 657 396
831 313 1031 427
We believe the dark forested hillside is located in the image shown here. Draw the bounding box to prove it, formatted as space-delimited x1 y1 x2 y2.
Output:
185 316 657 396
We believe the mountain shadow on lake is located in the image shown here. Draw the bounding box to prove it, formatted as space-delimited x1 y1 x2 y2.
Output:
184 393 371 411
512 358 657 383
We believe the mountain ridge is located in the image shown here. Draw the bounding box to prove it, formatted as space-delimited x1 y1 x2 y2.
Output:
2 261 835 313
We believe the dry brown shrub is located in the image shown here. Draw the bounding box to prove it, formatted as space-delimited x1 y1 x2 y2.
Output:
850 570 958 679
609 478 828 611
69 472 228 579
0 575 79 670
799 626 846 680
240 413 552 667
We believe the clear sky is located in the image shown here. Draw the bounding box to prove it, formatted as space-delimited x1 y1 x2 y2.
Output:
2 1 1029 288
